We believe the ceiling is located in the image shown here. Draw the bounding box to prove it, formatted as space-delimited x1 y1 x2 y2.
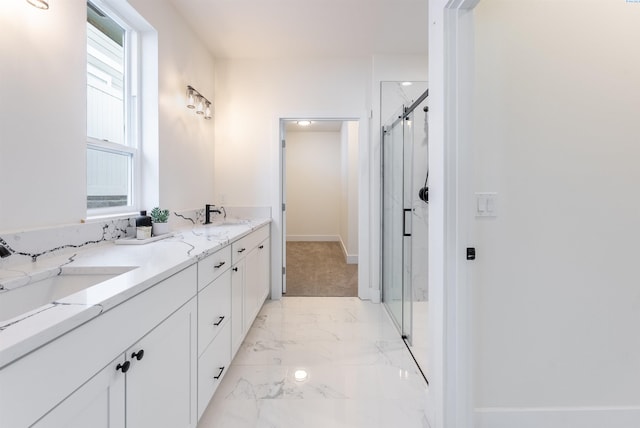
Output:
168 0 428 59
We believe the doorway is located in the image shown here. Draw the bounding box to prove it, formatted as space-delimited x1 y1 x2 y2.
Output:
280 119 360 297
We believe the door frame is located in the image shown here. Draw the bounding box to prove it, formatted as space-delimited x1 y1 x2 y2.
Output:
272 115 369 300
429 0 479 427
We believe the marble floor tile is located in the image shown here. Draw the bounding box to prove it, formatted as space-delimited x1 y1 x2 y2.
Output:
198 297 430 428
410 301 429 376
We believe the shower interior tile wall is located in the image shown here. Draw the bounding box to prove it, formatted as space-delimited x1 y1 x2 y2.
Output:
411 104 429 302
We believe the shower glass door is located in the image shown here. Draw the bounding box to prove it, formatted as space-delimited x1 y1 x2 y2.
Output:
382 106 413 338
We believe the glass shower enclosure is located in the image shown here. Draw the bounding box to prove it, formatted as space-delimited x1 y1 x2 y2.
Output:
381 81 429 377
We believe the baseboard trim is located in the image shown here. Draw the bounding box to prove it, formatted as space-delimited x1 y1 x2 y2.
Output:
338 237 358 265
370 288 381 303
475 406 640 428
286 235 340 242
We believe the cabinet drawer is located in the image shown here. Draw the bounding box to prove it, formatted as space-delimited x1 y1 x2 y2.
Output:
197 323 231 421
198 245 232 291
231 225 269 263
198 270 231 356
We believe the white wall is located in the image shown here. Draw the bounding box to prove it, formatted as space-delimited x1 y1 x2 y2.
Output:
342 121 359 262
128 0 215 211
213 57 370 207
0 0 215 233
286 131 341 240
213 56 427 298
472 0 640 420
213 57 372 298
0 0 86 231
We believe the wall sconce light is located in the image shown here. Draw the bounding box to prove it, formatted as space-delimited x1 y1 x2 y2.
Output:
27 0 49 9
186 85 212 120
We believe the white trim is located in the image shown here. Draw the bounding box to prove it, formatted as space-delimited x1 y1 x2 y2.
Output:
338 237 358 265
429 0 481 427
275 114 369 302
370 288 381 304
86 0 142 218
475 407 640 428
286 235 340 242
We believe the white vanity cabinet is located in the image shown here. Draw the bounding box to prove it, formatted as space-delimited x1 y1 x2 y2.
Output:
125 297 197 428
0 221 271 428
32 356 126 428
230 225 270 356
255 237 271 317
0 265 198 428
33 298 198 428
230 256 246 355
196 249 232 420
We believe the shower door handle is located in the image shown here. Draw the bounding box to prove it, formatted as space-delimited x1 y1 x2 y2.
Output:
403 209 412 237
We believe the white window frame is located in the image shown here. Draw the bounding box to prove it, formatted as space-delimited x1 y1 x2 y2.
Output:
87 0 141 218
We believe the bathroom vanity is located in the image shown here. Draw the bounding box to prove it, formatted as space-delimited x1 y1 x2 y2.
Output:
0 219 270 427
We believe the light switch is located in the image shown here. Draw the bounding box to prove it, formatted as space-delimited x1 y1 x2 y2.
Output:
477 196 486 213
486 196 495 213
475 192 497 217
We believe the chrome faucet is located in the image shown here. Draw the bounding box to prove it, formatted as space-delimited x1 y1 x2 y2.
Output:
204 204 226 224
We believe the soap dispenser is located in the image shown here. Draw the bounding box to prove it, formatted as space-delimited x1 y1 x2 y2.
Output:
136 210 152 227
135 211 153 239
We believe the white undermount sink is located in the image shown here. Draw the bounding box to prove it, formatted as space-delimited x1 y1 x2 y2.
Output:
0 266 136 324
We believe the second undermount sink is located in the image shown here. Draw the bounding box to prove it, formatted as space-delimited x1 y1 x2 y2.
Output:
0 266 137 324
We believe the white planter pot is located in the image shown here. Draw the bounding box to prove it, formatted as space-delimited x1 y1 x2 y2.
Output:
152 222 170 236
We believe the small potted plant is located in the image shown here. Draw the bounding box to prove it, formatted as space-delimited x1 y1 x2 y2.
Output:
150 207 170 236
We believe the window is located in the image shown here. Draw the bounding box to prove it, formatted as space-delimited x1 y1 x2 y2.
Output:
86 1 138 213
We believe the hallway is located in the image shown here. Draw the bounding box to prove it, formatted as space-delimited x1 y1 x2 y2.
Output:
198 297 429 427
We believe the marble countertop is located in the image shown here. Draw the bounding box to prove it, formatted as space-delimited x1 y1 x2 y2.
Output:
0 218 271 368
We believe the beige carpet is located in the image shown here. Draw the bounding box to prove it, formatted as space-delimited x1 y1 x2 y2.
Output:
285 241 358 296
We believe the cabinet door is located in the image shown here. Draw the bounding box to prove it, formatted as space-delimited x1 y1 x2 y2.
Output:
32 356 125 428
126 298 197 428
257 238 271 302
244 247 260 330
231 258 245 356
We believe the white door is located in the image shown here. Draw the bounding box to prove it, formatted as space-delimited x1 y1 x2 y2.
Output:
32 356 126 428
244 246 260 327
231 258 246 355
126 298 197 428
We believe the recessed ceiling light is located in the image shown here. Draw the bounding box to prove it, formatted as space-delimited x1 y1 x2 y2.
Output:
297 120 311 127
294 369 308 382
401 81 413 87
